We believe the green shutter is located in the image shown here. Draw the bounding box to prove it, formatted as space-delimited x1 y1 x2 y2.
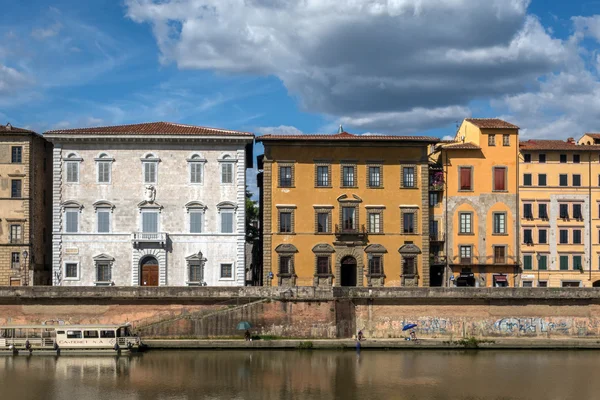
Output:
573 256 582 271
539 256 547 271
560 256 569 270
523 255 532 270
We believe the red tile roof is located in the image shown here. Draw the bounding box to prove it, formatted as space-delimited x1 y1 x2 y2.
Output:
519 139 600 151
439 142 481 150
465 118 519 129
0 123 36 134
257 131 438 143
44 121 253 137
583 133 600 139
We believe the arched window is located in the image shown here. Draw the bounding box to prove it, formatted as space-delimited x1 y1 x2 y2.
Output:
95 153 114 184
217 201 237 233
186 201 207 233
61 201 83 233
65 152 82 183
187 153 206 184
219 154 236 184
141 153 159 184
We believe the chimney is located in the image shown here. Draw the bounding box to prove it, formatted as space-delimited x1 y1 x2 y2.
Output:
567 137 575 144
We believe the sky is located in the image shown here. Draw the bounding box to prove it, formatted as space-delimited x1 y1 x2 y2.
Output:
3 0 600 143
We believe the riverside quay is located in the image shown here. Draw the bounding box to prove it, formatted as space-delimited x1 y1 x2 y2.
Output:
3 118 600 288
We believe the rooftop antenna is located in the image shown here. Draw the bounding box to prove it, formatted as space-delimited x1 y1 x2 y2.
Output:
338 124 344 134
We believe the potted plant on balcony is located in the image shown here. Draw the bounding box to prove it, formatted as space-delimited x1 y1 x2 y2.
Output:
430 171 444 191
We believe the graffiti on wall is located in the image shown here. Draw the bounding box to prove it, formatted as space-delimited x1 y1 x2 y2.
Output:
493 318 571 335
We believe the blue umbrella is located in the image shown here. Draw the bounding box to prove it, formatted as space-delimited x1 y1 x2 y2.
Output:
237 321 252 330
402 323 418 331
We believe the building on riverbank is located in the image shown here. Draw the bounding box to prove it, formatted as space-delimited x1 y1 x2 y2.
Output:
0 123 52 286
257 128 438 287
44 122 253 286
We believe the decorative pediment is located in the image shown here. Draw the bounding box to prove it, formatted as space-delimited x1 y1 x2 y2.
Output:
61 200 83 211
312 243 335 254
93 200 115 212
185 201 207 211
137 200 163 212
217 201 237 210
337 194 363 203
398 243 422 254
185 252 207 262
93 253 115 262
275 243 298 253
365 244 388 254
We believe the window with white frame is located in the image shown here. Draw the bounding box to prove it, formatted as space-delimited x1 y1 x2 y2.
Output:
97 209 111 233
220 263 233 279
189 260 204 283
190 210 203 233
142 210 159 233
218 202 236 233
142 154 158 184
221 155 234 184
96 153 113 184
188 154 205 184
96 262 111 283
64 262 79 279
64 209 80 233
65 153 81 183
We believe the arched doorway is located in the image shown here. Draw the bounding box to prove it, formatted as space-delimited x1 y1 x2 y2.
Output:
340 256 357 287
140 256 159 286
593 280 600 288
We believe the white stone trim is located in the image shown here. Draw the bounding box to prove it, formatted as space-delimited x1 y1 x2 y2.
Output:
132 248 167 286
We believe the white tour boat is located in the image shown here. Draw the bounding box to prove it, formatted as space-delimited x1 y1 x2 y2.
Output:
0 323 143 355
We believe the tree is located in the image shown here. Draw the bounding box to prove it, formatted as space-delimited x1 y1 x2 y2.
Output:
245 188 259 242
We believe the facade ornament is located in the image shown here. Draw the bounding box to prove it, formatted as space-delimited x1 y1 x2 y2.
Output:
145 185 156 203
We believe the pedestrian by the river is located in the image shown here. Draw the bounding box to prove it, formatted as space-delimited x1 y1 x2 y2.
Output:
244 330 251 341
357 329 364 341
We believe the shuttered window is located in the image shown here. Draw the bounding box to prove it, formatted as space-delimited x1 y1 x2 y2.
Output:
190 163 203 184
65 210 79 233
66 162 79 183
459 167 472 190
523 255 532 270
221 163 233 184
97 211 110 233
142 212 158 233
97 162 110 183
221 212 234 233
190 211 203 233
493 167 506 191
144 162 157 183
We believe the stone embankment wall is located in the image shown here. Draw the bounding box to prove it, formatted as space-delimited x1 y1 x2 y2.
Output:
2 287 600 339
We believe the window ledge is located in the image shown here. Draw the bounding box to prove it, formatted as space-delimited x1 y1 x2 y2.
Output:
341 186 359 189
314 273 334 278
315 186 333 189
458 233 474 236
278 186 296 189
458 190 473 192
401 187 419 190
94 282 112 286
492 233 508 236
277 232 296 235
366 273 386 278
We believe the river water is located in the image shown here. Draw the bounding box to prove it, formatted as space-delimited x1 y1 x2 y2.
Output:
0 350 596 399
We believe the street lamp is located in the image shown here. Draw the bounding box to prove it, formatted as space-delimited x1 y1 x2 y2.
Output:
536 253 541 287
22 250 29 286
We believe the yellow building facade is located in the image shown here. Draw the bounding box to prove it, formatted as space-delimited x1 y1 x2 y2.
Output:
257 131 437 287
431 119 520 287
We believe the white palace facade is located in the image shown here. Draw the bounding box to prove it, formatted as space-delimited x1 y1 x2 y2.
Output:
45 122 253 287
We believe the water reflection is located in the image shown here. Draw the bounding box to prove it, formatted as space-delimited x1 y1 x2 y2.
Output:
0 350 598 399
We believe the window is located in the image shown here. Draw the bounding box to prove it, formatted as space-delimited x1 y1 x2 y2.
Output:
65 209 79 233
189 260 203 283
279 212 292 233
11 147 22 163
369 256 382 275
403 257 416 275
523 174 532 186
538 281 548 287
402 167 415 188
279 166 292 187
342 166 355 187
317 256 330 275
560 154 567 163
573 174 581 187
96 262 111 283
220 263 233 279
9 225 22 244
429 192 439 206
573 255 582 270
459 212 472 234
369 166 381 187
279 257 292 275
503 134 510 146
523 204 533 219
96 161 110 183
559 229 568 244
65 262 78 279
221 211 234 233
317 212 329 233
11 252 19 269
342 207 356 231
523 255 532 270
316 166 329 187
573 154 580 163
494 246 506 263
538 229 547 244
368 212 382 234
573 204 582 220
459 167 472 191
560 255 569 270
493 167 506 191
190 161 203 184
539 154 546 163
403 212 415 234
66 161 79 183
538 204 548 219
143 161 157 184
559 174 568 186
560 204 569 219
524 229 533 244
11 180 21 198
84 330 99 339
524 154 531 163
538 174 547 186
573 230 582 244
493 213 506 234
488 134 496 146
142 211 158 233
66 331 82 339
459 246 472 264
538 255 547 270
520 281 533 288
221 162 233 184
97 210 110 233
190 211 203 233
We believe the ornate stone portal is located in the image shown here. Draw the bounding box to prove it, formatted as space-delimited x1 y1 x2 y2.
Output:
334 245 364 286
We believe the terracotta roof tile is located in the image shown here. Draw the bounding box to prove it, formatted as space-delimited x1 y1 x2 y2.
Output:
440 142 481 150
44 121 253 137
584 133 600 139
257 131 438 143
465 118 519 129
0 124 36 134
519 140 600 151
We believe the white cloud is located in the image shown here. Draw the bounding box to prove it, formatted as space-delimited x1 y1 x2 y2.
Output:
0 64 32 94
31 23 62 39
125 0 568 133
255 125 303 135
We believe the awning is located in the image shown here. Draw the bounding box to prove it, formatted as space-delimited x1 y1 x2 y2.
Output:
494 275 508 283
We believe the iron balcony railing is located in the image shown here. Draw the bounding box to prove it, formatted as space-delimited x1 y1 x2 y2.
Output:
334 224 367 239
429 232 445 242
450 255 519 265
429 255 447 265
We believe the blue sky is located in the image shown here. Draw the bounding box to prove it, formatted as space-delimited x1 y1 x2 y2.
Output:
3 0 600 142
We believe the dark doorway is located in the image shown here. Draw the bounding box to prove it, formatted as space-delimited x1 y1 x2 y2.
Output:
430 266 444 287
594 280 600 288
340 256 357 287
140 256 159 286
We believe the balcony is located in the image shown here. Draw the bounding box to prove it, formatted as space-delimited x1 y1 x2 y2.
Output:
429 232 445 242
132 232 167 248
430 255 447 265
450 255 519 266
429 183 444 192
334 224 367 243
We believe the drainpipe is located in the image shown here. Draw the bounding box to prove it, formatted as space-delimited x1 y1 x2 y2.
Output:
590 152 592 282
515 134 520 287
444 149 449 287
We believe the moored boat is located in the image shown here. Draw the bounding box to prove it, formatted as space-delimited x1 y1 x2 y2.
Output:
0 323 143 355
